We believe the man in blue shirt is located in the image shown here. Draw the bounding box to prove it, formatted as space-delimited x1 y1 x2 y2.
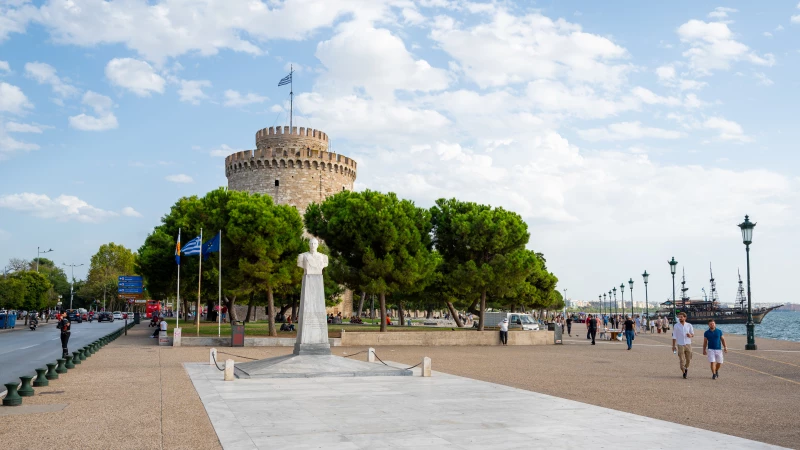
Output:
702 320 728 380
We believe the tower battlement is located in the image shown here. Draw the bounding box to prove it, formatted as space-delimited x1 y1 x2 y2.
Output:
256 126 329 152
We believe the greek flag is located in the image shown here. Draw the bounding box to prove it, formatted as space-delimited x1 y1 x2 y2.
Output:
182 236 202 256
278 73 292 86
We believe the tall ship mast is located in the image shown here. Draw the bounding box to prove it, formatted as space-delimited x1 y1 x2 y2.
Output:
709 263 718 312
680 268 689 310
736 269 746 309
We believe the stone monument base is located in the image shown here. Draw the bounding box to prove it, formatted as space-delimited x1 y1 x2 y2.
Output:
234 354 412 379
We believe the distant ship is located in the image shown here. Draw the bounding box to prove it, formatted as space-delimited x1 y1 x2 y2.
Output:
659 265 782 324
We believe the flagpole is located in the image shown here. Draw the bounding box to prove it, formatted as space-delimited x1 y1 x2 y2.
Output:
218 230 222 338
289 64 293 130
177 228 181 329
197 228 202 336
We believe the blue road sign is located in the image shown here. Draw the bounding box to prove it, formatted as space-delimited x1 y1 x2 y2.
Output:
118 288 144 294
118 276 143 282
118 281 143 287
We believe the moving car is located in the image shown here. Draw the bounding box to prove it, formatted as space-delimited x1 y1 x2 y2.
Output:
97 311 114 322
112 311 123 320
65 309 83 323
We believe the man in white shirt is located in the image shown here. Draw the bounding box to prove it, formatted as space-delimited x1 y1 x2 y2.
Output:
671 312 694 379
498 318 509 345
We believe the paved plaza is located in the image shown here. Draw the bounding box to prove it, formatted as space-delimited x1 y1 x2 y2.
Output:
187 361 784 450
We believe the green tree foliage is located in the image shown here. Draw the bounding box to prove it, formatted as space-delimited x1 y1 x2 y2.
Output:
13 271 52 313
431 198 530 330
81 243 136 311
305 190 437 332
0 277 26 310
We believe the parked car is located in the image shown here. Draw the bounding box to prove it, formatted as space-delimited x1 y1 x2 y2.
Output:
97 311 114 322
112 311 123 320
65 309 83 323
474 312 540 331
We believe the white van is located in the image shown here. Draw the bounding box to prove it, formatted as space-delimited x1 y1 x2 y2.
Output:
480 312 540 331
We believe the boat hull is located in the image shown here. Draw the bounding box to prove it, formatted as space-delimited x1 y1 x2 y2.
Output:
657 306 780 325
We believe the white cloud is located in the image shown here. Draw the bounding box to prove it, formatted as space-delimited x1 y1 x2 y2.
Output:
708 7 737 19
631 87 681 106
210 144 237 157
121 206 142 217
678 79 707 91
165 174 194 183
0 120 39 160
754 72 774 86
105 58 165 96
655 65 676 81
578 122 685 141
24 62 79 97
792 16 800 24
526 80 639 119
177 79 211 104
0 61 9 73
0 82 33 114
430 8 631 89
763 31 772 37
5 121 43 133
223 90 268 107
677 20 775 75
0 193 118 222
68 91 118 131
703 116 752 142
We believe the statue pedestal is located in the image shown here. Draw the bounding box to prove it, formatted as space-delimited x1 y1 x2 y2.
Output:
293 274 330 356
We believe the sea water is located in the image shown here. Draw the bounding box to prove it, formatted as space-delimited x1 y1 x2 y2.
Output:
690 311 800 343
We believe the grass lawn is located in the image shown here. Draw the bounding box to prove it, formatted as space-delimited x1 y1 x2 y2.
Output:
163 318 472 337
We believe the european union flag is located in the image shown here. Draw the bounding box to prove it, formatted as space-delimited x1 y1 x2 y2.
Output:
202 232 221 260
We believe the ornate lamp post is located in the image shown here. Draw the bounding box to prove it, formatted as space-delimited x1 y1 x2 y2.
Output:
628 278 634 318
642 270 650 326
602 293 606 317
620 283 626 317
612 287 617 319
738 215 757 351
599 295 602 316
668 257 678 324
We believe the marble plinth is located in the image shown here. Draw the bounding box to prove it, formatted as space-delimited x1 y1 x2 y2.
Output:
294 274 330 356
234 354 412 379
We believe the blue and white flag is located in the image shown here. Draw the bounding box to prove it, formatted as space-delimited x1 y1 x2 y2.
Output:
182 236 202 256
202 232 221 260
278 72 292 86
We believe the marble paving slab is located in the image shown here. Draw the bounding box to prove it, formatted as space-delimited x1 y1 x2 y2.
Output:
185 362 785 450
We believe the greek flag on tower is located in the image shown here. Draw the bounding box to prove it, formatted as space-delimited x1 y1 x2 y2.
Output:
278 73 292 86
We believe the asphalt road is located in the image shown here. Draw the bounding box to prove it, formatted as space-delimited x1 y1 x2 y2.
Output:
0 319 127 385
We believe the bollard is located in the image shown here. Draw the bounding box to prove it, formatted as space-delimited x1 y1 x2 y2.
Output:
56 358 67 374
45 363 59 380
65 355 75 369
224 359 235 381
368 348 376 363
33 368 49 387
422 357 432 377
72 351 82 365
209 348 218 366
173 328 182 347
18 376 34 396
2 382 22 406
79 348 87 361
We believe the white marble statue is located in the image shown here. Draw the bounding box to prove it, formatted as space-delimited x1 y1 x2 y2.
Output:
293 238 331 355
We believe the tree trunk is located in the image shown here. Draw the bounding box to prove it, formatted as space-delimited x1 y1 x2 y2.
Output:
467 298 480 316
426 307 433 319
379 292 388 332
245 303 254 322
477 290 487 331
224 296 238 323
398 301 405 326
267 286 277 337
357 291 366 317
446 301 463 327
183 299 190 321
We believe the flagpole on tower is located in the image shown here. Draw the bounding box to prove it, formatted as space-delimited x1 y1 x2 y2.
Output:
289 64 293 130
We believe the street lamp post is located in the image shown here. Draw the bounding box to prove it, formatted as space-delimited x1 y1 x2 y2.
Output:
668 257 678 324
602 293 606 317
642 270 650 327
628 278 634 320
612 287 617 319
620 283 626 318
63 263 84 310
36 247 54 272
563 288 567 318
599 295 602 316
738 215 757 351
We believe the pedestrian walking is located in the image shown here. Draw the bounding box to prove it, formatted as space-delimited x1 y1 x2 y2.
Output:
587 314 598 345
703 320 728 379
498 318 509 345
634 315 642 333
656 317 662 334
671 312 694 378
649 318 655 334
624 315 636 350
57 313 71 357
566 315 573 336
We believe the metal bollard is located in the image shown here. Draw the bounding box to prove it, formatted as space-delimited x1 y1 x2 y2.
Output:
209 348 217 366
224 359 235 381
422 357 432 377
368 348 375 363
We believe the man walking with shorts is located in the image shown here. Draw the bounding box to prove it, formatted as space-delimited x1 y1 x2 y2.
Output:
672 312 694 378
703 320 727 379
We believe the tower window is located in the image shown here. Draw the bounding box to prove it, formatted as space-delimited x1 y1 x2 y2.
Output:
342 186 345 191
275 180 279 187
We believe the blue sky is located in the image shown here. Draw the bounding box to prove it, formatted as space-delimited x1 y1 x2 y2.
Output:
1 0 799 306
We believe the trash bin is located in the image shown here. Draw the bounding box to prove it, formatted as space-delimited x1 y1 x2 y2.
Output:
553 322 563 344
0 314 6 329
231 321 245 347
133 312 141 325
7 313 16 329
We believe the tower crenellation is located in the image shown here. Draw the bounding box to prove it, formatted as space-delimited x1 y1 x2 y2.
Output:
225 126 357 213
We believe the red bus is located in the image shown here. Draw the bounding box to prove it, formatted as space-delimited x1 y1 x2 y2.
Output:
145 300 161 318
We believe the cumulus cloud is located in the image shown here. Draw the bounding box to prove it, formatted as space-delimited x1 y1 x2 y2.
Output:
24 62 79 97
121 206 142 217
0 61 9 73
754 72 774 86
210 144 237 157
0 193 118 222
68 91 118 131
5 121 44 133
708 7 737 20
165 174 194 183
677 20 775 75
578 122 685 141
177 79 211 104
0 82 33 114
223 90 268 107
703 116 752 142
105 58 165 96
0 120 39 160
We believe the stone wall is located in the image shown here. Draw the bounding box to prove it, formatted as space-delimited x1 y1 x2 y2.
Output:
340 330 554 346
